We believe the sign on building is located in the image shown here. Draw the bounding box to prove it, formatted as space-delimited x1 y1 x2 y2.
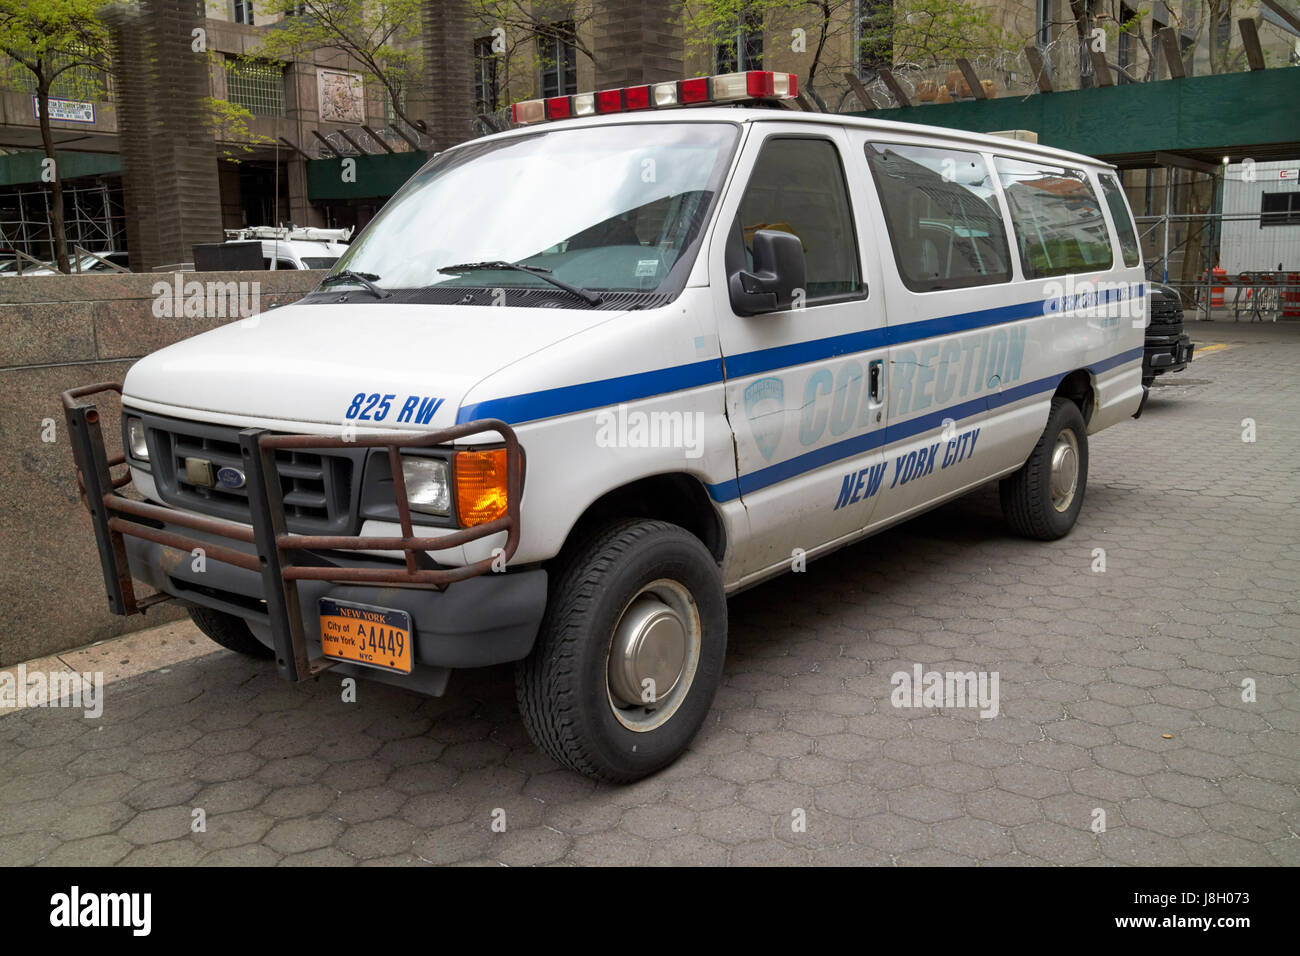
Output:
32 96 95 124
317 69 365 124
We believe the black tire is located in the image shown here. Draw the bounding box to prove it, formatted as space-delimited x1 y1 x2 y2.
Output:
188 605 275 659
1000 396 1089 541
516 519 727 783
1142 374 1155 388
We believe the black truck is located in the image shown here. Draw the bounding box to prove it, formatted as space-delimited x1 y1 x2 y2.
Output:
1143 281 1194 388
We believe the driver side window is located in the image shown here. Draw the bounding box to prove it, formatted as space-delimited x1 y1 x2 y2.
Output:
736 137 862 301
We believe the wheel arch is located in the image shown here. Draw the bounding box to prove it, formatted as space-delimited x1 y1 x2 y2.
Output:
1053 369 1096 425
558 473 727 566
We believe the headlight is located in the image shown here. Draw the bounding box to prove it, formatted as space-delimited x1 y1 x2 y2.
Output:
400 456 450 515
126 416 149 462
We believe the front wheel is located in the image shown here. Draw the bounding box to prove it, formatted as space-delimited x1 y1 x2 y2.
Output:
187 606 274 659
516 519 727 782
1000 396 1089 540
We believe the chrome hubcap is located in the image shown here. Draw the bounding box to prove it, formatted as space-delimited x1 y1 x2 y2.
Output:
1050 428 1080 512
606 579 701 732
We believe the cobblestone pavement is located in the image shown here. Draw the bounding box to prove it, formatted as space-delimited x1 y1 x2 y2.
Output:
2 321 1297 866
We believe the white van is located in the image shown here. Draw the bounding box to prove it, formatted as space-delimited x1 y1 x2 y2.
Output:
224 225 352 270
64 70 1146 782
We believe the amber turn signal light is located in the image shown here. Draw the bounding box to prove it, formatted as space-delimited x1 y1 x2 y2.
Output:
454 448 509 526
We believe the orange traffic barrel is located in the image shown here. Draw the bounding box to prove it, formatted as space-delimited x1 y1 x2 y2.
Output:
1211 267 1226 307
1284 272 1300 318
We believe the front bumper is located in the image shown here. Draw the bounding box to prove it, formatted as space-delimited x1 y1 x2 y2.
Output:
62 382 530 687
1143 332 1194 378
123 522 546 673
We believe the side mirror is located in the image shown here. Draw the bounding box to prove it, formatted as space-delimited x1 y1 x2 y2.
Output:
729 229 807 316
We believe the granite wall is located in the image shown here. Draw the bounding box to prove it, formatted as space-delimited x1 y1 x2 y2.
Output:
0 270 321 666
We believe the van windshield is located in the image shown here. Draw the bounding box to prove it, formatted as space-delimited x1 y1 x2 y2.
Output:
329 122 739 299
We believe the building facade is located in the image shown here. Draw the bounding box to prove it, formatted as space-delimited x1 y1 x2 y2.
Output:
0 0 1295 270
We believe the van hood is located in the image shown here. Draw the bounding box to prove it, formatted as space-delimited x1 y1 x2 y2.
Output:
123 300 618 429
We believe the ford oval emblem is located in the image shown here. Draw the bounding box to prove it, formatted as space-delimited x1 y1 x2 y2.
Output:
216 466 247 490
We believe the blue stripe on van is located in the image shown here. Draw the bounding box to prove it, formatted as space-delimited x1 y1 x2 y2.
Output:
457 357 724 424
724 299 1042 378
456 286 1144 426
704 344 1145 502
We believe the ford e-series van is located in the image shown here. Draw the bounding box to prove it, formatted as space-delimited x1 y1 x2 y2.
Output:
64 70 1147 781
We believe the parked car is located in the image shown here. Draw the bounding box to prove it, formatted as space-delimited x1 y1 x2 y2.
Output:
1143 281 1194 387
1 251 129 275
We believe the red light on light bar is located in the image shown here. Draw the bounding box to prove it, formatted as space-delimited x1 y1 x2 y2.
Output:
595 89 623 113
746 71 775 98
511 99 545 124
624 85 651 110
511 70 798 126
679 77 710 103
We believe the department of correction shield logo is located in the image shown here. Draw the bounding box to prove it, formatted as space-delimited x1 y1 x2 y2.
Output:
743 376 785 461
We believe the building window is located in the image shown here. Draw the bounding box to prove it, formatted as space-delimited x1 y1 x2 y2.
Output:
1117 3 1136 83
1261 192 1300 227
9 50 100 99
717 6 763 73
225 59 285 117
857 0 892 76
232 0 254 25
538 22 577 99
1151 14 1166 77
1037 0 1052 48
474 37 500 114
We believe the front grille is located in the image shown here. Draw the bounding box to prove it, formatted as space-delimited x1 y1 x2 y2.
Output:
1149 292 1184 327
141 413 364 534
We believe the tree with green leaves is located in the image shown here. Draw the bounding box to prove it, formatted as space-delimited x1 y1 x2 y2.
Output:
679 0 1014 110
681 0 1013 108
0 0 114 273
468 0 599 122
254 0 425 131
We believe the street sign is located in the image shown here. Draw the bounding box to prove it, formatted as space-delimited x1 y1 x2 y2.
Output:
32 96 95 124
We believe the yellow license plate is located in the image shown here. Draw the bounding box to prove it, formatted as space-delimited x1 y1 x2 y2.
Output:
318 598 413 674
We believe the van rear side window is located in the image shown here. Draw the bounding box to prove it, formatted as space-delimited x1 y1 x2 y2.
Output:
865 142 1012 293
1099 173 1141 267
994 156 1113 278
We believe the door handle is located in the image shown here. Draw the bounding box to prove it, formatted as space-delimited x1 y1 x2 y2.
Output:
868 359 883 404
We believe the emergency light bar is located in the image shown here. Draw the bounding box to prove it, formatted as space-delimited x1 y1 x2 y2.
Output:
511 70 799 126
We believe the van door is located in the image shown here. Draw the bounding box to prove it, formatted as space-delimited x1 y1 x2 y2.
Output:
708 125 889 582
851 136 1032 524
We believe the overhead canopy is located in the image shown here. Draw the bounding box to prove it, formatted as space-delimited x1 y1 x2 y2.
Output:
306 152 430 201
848 68 1300 170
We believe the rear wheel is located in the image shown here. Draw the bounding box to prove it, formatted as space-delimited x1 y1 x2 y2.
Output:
1000 396 1089 540
516 519 727 782
187 606 274 659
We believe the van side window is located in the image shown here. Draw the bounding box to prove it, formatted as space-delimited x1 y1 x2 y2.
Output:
994 157 1114 278
737 137 861 300
864 142 1012 292
1099 173 1141 267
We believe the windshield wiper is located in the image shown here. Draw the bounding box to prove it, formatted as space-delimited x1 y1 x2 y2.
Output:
438 260 604 306
320 270 390 299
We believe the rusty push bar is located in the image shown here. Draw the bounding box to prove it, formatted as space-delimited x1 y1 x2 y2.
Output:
61 383 523 682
